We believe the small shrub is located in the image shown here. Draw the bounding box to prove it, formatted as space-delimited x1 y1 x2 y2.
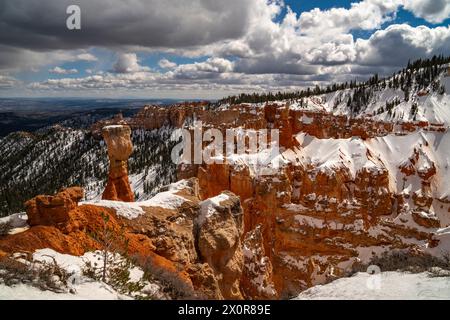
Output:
0 254 71 293
82 252 147 297
36 254 72 292
0 256 32 286
352 250 450 276
0 221 12 236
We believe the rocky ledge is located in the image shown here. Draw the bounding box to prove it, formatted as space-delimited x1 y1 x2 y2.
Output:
0 179 246 299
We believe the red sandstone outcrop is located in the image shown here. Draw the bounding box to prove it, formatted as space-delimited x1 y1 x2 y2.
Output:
1 186 193 293
190 138 445 297
102 125 134 202
0 179 247 300
91 102 446 143
197 192 244 299
26 187 84 227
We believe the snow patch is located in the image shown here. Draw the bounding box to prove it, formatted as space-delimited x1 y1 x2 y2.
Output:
81 200 144 219
0 248 149 300
81 180 191 219
295 271 450 300
139 192 188 211
197 193 230 226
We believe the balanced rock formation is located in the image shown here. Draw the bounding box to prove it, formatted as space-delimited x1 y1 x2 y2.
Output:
102 125 134 202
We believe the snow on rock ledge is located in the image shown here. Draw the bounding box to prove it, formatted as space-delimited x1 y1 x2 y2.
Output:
80 200 145 219
197 193 231 226
82 180 192 219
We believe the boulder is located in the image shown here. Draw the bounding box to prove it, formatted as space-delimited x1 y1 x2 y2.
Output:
26 187 84 227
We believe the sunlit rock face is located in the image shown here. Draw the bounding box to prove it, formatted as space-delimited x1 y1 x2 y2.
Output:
25 187 84 227
193 127 449 298
102 125 134 202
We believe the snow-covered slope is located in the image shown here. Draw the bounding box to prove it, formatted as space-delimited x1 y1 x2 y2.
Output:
0 248 159 300
0 282 125 300
289 69 450 126
295 271 450 300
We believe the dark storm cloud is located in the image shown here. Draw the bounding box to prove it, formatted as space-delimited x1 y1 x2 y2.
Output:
0 0 253 50
234 56 320 76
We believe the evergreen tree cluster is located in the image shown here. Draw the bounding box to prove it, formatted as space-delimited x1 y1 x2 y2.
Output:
128 127 178 199
0 127 107 216
218 55 450 106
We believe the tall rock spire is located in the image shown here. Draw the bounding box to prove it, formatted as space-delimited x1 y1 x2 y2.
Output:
102 125 134 202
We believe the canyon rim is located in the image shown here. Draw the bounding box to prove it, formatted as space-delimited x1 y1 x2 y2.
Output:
1 0 450 303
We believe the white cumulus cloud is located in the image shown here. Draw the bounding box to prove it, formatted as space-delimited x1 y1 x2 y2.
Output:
112 53 150 73
403 0 450 23
356 24 450 66
48 66 78 75
158 59 177 69
76 53 98 62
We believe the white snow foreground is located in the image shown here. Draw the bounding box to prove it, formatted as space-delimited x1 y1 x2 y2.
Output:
81 179 191 219
295 271 450 300
0 248 159 300
0 279 124 300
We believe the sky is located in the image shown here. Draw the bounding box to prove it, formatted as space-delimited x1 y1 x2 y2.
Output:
0 0 449 99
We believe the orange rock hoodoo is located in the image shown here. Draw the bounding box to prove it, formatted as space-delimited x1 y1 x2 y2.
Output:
102 125 134 202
